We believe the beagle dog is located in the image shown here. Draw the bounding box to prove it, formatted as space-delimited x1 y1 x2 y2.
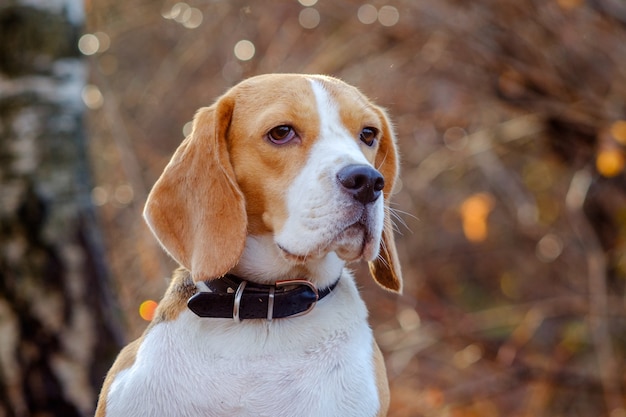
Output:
95 74 402 417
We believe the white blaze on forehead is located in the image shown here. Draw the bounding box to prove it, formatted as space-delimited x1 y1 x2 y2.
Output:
306 78 371 166
272 78 382 268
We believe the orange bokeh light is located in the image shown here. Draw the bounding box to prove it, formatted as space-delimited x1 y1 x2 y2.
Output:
139 300 158 321
596 149 625 178
460 193 495 242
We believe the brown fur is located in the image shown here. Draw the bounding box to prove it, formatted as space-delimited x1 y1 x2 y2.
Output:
95 338 141 417
373 341 391 417
143 101 247 282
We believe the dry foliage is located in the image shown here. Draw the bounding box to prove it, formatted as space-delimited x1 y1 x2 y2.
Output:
86 0 626 415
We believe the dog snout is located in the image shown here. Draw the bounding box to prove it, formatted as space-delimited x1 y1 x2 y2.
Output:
337 164 385 205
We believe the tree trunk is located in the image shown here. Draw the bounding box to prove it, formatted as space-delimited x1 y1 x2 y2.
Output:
0 1 124 416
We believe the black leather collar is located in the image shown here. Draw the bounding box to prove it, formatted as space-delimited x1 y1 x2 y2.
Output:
187 274 339 322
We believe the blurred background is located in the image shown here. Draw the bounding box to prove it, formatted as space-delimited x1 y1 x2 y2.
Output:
2 0 626 415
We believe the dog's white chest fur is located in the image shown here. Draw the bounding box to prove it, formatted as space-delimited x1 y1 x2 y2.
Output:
105 277 380 417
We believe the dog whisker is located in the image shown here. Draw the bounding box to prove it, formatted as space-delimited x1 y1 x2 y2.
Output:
385 205 414 235
376 239 391 270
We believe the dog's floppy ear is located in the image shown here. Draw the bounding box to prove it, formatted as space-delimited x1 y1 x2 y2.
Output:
143 97 247 282
368 106 403 293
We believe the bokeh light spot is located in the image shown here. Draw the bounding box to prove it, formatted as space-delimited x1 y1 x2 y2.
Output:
610 120 626 145
443 126 467 151
114 183 134 206
397 308 421 331
596 149 625 177
78 34 99 55
161 3 176 19
500 272 521 299
460 193 495 243
535 233 563 263
81 84 104 109
139 300 158 321
522 160 554 192
182 7 203 29
453 344 483 369
357 4 378 25
91 186 108 206
222 61 243 82
234 40 255 61
298 0 318 6
299 8 320 29
378 5 399 27
424 388 445 408
94 31 110 52
182 121 193 137
170 2 190 21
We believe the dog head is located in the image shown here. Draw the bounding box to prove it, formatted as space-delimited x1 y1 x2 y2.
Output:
144 74 402 292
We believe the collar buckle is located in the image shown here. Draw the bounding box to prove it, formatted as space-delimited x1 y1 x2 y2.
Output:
233 279 319 323
274 279 319 320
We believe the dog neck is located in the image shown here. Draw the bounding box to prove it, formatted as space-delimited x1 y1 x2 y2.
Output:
229 234 345 290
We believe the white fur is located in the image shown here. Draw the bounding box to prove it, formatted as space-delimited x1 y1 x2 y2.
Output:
275 79 384 266
231 235 345 289
105 273 379 417
103 78 386 417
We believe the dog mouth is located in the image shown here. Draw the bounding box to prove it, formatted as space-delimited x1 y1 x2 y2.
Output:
331 220 372 261
277 217 373 264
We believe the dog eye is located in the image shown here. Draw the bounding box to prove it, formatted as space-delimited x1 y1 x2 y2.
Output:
359 127 378 146
267 125 297 145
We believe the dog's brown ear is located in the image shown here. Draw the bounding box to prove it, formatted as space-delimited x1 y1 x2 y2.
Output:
143 97 247 282
368 106 403 293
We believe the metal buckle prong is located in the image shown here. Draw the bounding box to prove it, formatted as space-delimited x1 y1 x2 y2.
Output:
275 279 319 318
267 286 275 322
233 280 247 323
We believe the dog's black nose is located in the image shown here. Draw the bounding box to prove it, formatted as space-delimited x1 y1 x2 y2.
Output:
337 164 385 204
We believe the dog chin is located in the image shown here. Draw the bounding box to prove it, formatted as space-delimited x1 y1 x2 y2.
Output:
276 224 378 264
329 223 379 262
